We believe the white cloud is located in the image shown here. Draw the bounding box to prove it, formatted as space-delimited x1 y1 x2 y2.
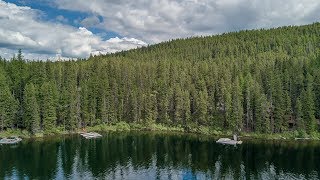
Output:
91 37 147 55
0 28 38 48
0 0 147 59
1 0 320 59
54 0 320 43
80 16 100 27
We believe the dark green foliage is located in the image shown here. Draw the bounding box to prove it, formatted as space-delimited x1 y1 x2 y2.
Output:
273 74 285 133
295 97 303 129
230 78 243 132
300 74 317 134
0 23 320 135
24 83 40 134
0 67 18 130
41 82 57 131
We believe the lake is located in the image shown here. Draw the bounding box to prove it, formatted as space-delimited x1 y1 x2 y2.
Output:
0 132 320 180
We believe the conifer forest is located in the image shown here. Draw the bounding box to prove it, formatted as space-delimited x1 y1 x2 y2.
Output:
1 23 320 135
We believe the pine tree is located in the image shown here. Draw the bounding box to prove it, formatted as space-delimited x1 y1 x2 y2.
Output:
313 70 320 122
7 50 26 128
216 78 232 128
243 74 252 131
41 82 57 132
156 60 170 124
157 90 170 124
128 90 139 123
0 68 18 130
301 74 316 134
252 83 270 133
295 97 304 130
144 91 158 126
100 93 108 124
58 88 69 131
273 74 285 133
24 83 40 134
173 85 184 125
67 86 78 130
283 91 292 131
230 78 243 133
195 89 209 126
182 90 191 128
17 49 23 61
0 85 17 130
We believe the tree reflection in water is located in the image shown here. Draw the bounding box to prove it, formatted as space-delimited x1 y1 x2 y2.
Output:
0 132 319 179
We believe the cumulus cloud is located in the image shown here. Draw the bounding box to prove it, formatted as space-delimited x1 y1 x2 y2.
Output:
91 37 147 55
1 0 320 59
54 0 320 43
0 0 147 59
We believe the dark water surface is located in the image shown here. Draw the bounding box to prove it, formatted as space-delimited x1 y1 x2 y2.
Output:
0 132 320 180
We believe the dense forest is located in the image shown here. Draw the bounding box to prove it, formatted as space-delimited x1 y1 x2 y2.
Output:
0 23 320 136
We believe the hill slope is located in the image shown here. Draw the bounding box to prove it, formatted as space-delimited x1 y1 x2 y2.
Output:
1 23 320 136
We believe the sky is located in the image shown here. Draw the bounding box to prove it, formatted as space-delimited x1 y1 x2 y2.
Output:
0 0 320 60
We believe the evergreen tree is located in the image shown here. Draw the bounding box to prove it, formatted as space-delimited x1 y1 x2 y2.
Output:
173 85 184 125
301 74 316 134
100 93 108 124
41 82 57 131
230 78 243 133
128 90 139 123
144 91 157 126
252 83 270 133
283 91 292 131
273 74 285 133
195 89 209 125
23 83 40 134
313 70 320 120
7 51 26 128
156 60 170 124
0 70 18 130
182 90 191 128
295 97 303 130
243 74 252 131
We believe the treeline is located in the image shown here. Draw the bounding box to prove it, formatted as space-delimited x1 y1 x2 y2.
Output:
0 23 320 135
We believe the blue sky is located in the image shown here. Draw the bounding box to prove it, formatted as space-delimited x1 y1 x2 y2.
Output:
0 0 320 59
5 0 120 40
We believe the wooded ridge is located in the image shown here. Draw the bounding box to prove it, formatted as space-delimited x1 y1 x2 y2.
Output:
0 23 320 136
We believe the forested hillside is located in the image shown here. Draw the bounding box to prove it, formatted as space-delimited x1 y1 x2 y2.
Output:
1 23 320 136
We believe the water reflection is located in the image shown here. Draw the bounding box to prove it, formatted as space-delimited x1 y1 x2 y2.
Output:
0 132 319 179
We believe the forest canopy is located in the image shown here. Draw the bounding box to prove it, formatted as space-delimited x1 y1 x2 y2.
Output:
0 23 320 135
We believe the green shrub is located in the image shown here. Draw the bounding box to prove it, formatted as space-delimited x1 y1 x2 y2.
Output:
115 122 130 131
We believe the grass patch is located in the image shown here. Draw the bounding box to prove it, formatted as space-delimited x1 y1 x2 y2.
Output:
0 129 31 138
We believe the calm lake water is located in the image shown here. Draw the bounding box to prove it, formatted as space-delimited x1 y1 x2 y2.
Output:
0 132 320 180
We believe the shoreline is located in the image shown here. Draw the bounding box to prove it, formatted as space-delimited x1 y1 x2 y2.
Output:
1 122 319 141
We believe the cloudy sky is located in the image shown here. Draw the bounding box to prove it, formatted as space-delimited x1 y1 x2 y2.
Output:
0 0 320 59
